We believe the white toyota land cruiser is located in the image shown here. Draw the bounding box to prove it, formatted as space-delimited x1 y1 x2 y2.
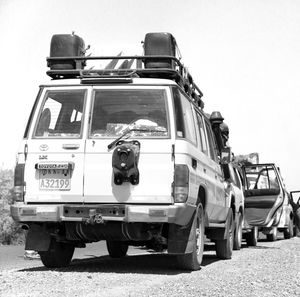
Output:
11 32 237 270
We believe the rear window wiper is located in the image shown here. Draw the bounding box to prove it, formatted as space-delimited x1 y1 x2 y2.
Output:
107 127 166 150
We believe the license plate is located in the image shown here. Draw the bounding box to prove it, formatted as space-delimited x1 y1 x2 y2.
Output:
39 169 71 190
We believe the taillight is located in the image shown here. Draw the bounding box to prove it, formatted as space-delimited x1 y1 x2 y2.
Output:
14 164 25 202
173 164 189 202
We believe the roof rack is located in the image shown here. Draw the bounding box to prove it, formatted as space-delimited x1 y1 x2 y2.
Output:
46 33 204 109
47 55 204 108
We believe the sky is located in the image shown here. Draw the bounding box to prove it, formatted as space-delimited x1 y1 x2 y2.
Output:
0 0 299 190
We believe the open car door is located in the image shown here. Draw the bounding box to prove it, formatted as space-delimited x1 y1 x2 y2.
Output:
290 191 300 209
243 164 284 227
290 191 300 230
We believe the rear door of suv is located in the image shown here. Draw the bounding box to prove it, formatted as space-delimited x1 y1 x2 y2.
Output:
83 86 174 204
24 86 88 203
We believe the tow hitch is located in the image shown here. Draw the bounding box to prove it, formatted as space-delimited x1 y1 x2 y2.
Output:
84 210 105 225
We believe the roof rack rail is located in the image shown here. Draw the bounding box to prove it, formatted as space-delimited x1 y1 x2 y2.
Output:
46 33 204 109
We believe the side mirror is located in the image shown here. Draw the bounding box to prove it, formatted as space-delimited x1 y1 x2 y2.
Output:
220 147 232 164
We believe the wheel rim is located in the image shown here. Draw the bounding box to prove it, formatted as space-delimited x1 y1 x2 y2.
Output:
237 216 242 246
229 214 234 250
289 219 293 233
254 227 258 240
195 212 204 258
196 220 201 255
273 227 277 238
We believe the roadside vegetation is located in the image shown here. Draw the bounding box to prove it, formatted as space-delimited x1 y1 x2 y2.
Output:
0 167 25 245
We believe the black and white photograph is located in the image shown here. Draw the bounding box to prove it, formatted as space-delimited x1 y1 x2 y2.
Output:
0 1 299 296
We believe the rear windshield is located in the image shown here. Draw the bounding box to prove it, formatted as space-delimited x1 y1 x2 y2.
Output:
90 89 168 138
33 90 86 138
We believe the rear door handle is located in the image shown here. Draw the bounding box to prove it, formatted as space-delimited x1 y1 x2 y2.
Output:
63 144 80 150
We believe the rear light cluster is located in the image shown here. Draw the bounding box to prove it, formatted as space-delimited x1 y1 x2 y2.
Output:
14 164 25 202
173 164 189 203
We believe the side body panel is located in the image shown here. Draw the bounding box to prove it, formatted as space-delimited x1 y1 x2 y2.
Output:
174 141 226 223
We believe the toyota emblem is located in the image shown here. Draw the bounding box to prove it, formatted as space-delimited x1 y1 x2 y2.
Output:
39 144 49 151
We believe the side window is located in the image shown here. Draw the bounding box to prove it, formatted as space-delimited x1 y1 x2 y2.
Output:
204 120 217 161
268 169 280 189
24 88 42 138
222 164 231 180
195 112 208 154
173 88 197 144
245 165 280 190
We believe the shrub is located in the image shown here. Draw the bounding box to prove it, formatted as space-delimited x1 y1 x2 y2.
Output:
0 167 25 245
0 209 25 244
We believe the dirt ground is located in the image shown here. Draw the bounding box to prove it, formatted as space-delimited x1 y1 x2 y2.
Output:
0 235 299 297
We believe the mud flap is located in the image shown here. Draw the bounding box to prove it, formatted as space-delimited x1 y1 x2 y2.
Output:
167 212 196 254
205 210 231 241
206 228 226 241
25 224 51 251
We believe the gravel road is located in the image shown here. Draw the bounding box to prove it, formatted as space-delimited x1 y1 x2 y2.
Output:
0 235 299 297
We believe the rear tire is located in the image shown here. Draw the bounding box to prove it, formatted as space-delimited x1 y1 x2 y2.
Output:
245 226 258 246
284 218 294 239
233 212 243 250
106 240 128 258
39 240 75 268
215 208 234 259
266 227 277 241
177 204 205 271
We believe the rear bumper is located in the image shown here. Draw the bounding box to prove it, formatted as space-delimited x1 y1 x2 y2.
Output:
10 202 195 226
